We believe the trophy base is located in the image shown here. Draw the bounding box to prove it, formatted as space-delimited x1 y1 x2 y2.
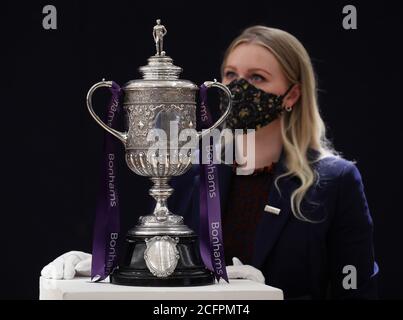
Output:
110 232 215 287
110 267 215 287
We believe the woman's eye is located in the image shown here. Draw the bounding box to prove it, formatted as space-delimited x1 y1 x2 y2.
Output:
250 74 265 82
224 71 236 79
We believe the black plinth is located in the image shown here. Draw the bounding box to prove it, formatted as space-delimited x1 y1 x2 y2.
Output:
110 232 215 286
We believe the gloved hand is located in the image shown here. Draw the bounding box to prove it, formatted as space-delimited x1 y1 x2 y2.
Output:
41 251 92 280
226 257 266 284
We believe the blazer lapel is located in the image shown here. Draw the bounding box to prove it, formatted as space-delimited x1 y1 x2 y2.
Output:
252 148 300 269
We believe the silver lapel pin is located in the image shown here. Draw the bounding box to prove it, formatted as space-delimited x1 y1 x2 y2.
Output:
264 205 281 215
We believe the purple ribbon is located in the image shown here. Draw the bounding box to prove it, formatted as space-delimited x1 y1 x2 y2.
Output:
199 84 229 283
91 81 122 282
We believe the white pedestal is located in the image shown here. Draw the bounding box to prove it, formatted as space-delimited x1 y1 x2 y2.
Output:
39 276 283 300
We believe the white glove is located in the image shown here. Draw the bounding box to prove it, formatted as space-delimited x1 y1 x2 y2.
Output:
226 257 266 284
41 251 92 280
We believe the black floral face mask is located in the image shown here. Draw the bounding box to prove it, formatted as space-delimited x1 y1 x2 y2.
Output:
220 78 294 131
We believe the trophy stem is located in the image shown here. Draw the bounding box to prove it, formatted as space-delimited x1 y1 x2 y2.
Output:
149 177 173 220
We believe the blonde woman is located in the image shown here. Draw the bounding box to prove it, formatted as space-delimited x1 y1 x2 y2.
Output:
175 25 378 299
42 25 378 299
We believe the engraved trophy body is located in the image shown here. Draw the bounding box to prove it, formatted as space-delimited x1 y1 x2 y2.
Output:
86 20 232 286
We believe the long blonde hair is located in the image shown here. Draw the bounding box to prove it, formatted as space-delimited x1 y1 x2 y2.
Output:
221 26 341 222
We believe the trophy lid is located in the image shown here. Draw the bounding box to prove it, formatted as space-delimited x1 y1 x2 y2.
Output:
139 56 182 80
124 19 197 90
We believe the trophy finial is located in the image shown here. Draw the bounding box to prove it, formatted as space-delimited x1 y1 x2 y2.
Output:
153 18 167 56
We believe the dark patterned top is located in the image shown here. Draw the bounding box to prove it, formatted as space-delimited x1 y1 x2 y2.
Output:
222 162 276 266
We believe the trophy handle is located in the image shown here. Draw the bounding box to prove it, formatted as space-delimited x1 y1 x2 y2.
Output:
86 80 127 144
197 79 232 139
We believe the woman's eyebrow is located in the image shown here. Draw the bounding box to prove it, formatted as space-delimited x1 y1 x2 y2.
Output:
223 65 237 71
249 68 272 77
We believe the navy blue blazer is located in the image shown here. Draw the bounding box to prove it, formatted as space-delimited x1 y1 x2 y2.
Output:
167 148 378 299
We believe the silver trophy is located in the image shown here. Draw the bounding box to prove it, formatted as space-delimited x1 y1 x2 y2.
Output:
86 19 232 286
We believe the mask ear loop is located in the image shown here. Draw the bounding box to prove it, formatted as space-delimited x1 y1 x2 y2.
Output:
281 84 295 112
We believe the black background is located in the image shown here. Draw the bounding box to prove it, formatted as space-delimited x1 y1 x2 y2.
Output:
1 0 402 299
